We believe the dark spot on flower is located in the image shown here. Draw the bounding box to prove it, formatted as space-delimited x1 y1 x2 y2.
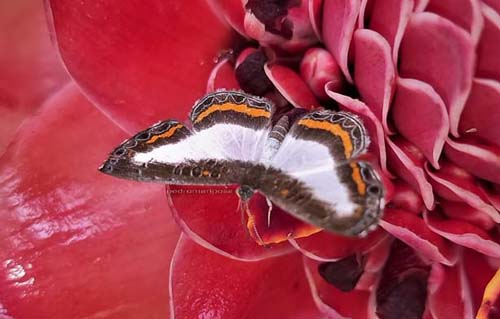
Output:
318 254 364 292
235 50 273 96
376 275 427 319
376 241 430 319
245 0 301 39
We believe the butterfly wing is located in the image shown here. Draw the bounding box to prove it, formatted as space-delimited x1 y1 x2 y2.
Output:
260 110 384 236
100 90 274 184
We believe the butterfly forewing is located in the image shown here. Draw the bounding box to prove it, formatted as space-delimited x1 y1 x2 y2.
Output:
100 90 275 184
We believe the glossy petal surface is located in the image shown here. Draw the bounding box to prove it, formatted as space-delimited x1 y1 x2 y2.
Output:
477 5 500 81
48 0 232 133
168 185 294 261
0 85 179 319
170 235 321 319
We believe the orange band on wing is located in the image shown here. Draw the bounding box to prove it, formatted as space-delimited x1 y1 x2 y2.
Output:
193 102 271 123
298 118 353 158
350 162 366 195
146 124 184 144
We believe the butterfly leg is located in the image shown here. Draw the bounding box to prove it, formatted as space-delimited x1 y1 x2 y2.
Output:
266 196 273 227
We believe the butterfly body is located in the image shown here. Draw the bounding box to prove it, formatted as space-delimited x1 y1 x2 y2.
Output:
100 90 384 237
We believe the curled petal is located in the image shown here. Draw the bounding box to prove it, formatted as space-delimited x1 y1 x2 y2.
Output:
391 78 449 168
368 0 413 65
386 137 435 210
426 0 484 45
0 85 179 318
483 0 500 14
309 0 324 40
424 210 500 258
477 267 500 319
243 0 318 52
388 180 425 214
477 4 500 81
325 89 388 174
440 199 495 231
380 209 458 265
170 236 321 319
399 12 475 137
425 161 500 223
167 185 294 261
303 257 374 319
206 58 240 93
353 29 396 134
208 0 247 37
459 78 500 147
357 237 393 291
300 47 345 100
48 0 232 133
427 262 474 319
290 228 388 261
444 137 500 184
322 0 360 83
265 63 320 109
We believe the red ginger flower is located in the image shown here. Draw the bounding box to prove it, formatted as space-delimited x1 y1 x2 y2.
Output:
1 0 500 318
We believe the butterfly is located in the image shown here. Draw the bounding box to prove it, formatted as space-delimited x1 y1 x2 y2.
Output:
99 90 385 237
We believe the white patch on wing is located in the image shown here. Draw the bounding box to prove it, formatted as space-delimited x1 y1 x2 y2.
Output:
269 136 356 217
133 124 269 164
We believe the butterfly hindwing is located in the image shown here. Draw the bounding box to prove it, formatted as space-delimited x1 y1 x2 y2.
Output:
260 110 383 236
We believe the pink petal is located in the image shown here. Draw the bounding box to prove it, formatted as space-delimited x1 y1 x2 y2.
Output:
368 0 414 65
388 180 425 214
167 185 294 261
427 262 474 319
357 237 393 291
357 0 370 29
309 0 324 40
47 0 232 133
440 199 496 231
391 78 449 168
459 78 500 147
483 0 500 14
476 4 500 82
444 137 500 184
325 89 388 174
322 0 360 83
170 235 322 319
303 257 374 319
290 229 388 261
386 137 435 210
0 0 68 153
300 47 345 100
208 0 247 37
425 161 500 223
414 0 430 11
264 63 320 110
206 58 240 93
0 85 179 319
426 0 484 45
399 12 475 137
353 29 396 134
380 209 458 265
424 210 500 258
